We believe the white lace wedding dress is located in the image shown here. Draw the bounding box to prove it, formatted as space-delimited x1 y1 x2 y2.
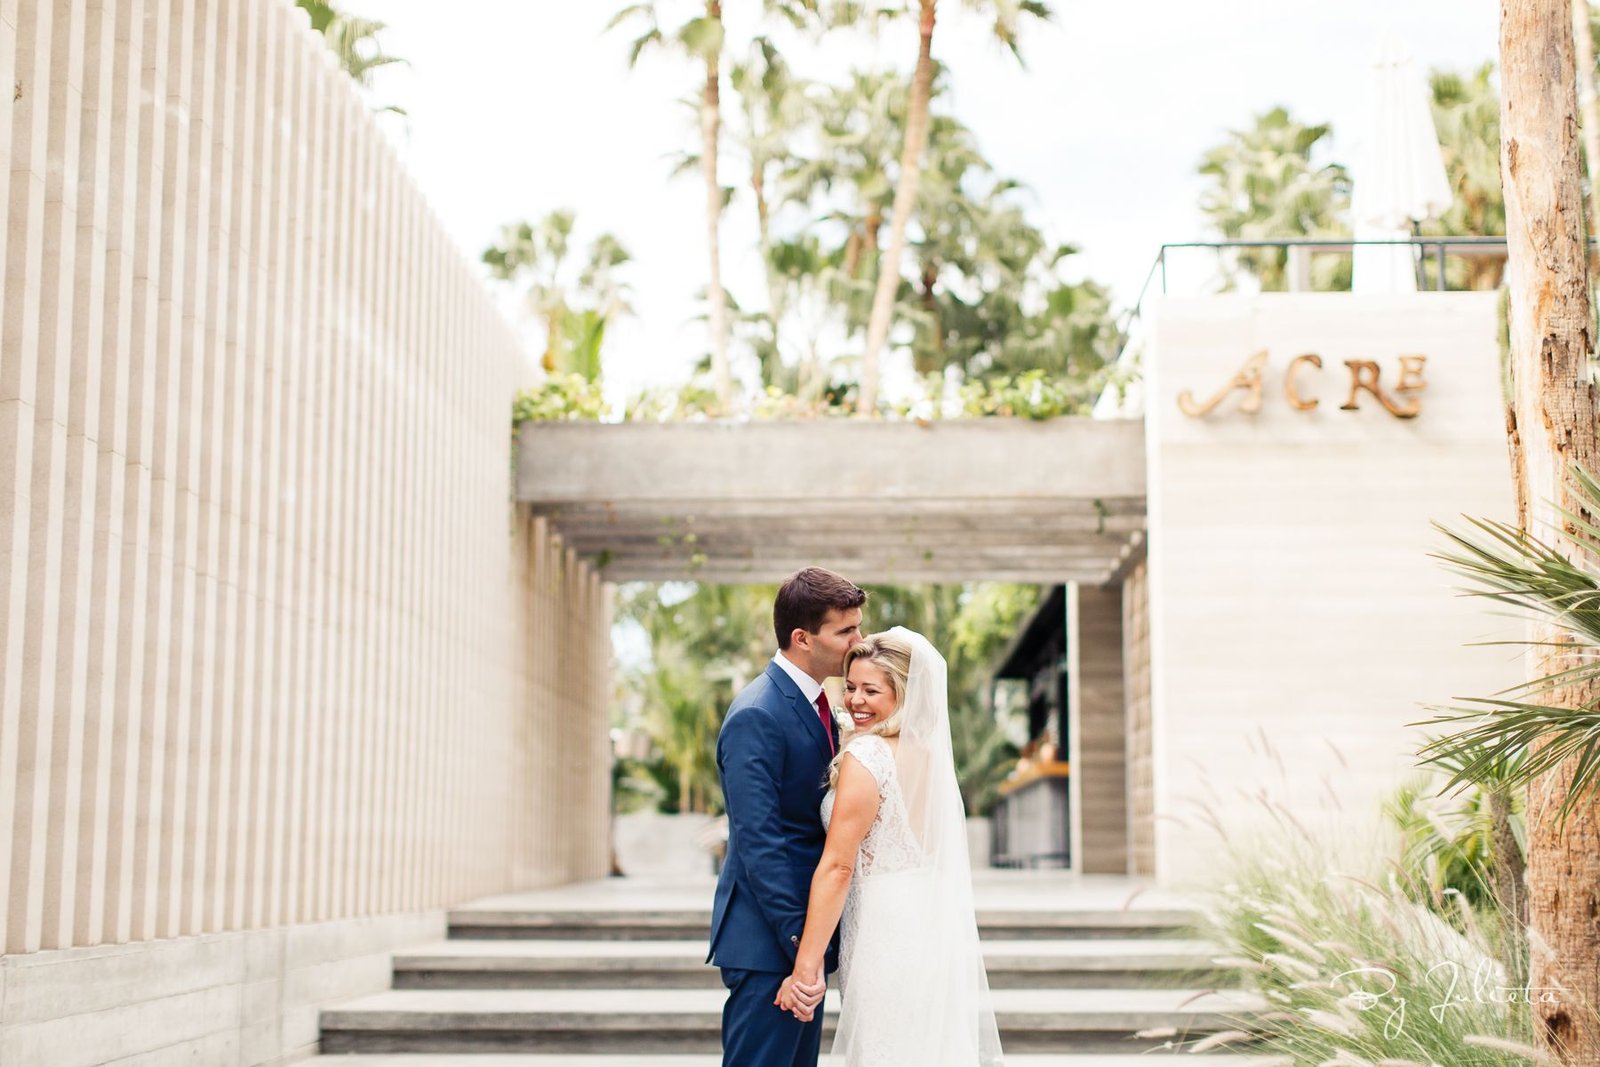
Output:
821 731 1000 1065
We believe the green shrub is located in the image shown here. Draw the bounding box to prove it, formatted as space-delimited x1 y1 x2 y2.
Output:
512 374 607 423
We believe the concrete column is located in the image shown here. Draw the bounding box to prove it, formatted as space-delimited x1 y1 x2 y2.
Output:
1121 558 1155 877
1071 582 1130 876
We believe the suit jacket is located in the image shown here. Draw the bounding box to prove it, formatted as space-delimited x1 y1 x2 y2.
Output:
708 660 841 974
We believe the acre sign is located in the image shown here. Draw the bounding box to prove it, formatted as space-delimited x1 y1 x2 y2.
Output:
1178 351 1428 419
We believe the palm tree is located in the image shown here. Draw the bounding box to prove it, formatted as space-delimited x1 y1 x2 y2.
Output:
483 211 633 381
611 1 821 413
730 39 812 372
1576 1 1600 247
1428 65 1507 288
854 0 1053 414
610 2 732 408
1197 106 1351 291
784 68 907 289
1493 8 1600 1050
294 0 407 113
1422 468 1600 1059
763 234 847 398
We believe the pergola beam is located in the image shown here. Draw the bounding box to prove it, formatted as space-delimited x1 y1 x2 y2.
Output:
517 420 1148 585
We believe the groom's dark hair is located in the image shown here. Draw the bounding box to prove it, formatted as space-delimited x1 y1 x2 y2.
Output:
774 567 867 649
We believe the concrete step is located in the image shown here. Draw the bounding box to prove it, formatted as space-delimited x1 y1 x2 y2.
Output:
303 1055 1270 1065
445 908 1201 942
392 938 1230 990
319 987 1265 1055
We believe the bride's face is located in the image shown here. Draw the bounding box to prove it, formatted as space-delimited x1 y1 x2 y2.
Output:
843 660 897 730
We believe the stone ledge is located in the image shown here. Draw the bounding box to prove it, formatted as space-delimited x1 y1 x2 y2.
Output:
0 909 443 1067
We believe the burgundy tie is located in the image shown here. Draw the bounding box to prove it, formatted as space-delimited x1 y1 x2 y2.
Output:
816 692 836 755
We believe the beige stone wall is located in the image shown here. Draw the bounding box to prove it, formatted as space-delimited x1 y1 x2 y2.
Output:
0 0 611 983
1142 293 1519 886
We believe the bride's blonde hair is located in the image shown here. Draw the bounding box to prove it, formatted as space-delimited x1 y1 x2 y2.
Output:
826 632 912 787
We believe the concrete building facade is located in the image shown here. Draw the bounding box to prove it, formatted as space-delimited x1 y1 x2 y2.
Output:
0 1 610 1061
1140 292 1518 883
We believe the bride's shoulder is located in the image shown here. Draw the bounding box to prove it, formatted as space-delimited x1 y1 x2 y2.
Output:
841 733 895 785
843 732 891 753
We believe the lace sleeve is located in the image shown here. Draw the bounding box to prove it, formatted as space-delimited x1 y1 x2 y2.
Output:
842 735 895 793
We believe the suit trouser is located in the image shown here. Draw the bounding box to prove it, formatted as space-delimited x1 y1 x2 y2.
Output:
719 966 825 1067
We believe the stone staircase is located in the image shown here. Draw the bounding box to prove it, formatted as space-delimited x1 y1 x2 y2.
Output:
308 873 1265 1063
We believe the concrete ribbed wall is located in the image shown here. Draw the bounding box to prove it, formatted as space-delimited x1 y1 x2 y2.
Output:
0 0 611 969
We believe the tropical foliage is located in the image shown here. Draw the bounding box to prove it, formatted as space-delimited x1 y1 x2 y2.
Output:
1425 63 1506 289
294 0 407 113
1197 106 1351 291
489 0 1102 419
512 375 609 424
608 1 827 410
613 581 1040 816
847 0 1055 413
484 210 632 382
1196 67 1506 293
1419 466 1600 827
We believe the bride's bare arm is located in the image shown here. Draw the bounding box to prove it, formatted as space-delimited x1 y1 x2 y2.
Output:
778 755 881 1009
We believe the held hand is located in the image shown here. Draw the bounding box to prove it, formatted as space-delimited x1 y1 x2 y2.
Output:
791 970 825 1011
773 975 815 1021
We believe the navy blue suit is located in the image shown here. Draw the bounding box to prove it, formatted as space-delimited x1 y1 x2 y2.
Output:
710 660 840 1067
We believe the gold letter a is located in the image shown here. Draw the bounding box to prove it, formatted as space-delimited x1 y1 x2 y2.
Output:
1178 349 1268 417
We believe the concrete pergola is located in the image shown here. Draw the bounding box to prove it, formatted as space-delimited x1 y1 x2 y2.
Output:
515 420 1147 584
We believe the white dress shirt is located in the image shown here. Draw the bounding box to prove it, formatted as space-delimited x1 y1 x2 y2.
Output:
772 650 824 707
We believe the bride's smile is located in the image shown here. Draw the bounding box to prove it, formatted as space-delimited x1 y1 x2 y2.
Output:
843 662 897 730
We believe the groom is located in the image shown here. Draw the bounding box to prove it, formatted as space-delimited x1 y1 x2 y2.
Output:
709 566 867 1066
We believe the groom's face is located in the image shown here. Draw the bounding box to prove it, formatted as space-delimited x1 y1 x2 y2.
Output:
799 606 864 679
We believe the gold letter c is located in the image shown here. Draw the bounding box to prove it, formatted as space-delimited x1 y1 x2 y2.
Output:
1285 353 1322 411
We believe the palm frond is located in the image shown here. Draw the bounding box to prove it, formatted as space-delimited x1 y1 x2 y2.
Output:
1415 699 1600 823
1426 466 1600 827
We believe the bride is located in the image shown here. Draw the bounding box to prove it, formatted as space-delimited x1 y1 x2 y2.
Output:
776 627 1003 1065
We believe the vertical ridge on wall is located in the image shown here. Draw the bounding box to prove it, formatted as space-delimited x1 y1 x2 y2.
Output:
0 0 612 957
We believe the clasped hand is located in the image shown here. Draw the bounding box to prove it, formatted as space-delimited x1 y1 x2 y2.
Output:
774 968 825 1022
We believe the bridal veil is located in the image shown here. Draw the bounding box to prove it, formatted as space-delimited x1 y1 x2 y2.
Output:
831 626 1003 1065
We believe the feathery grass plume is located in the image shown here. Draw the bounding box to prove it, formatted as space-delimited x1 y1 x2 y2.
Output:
1321 1050 1377 1066
1188 1028 1255 1052
1460 1035 1556 1063
1185 735 1541 1064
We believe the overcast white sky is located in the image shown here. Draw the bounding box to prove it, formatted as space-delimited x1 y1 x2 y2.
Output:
350 1 1500 401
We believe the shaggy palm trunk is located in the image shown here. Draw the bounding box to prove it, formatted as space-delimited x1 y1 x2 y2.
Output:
1573 0 1600 253
1488 789 1528 988
858 0 936 415
1500 1 1600 1059
702 2 732 409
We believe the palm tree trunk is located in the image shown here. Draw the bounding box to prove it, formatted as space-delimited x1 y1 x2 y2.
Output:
753 163 785 372
919 261 943 375
1500 2 1600 1060
1572 0 1600 254
843 228 864 280
858 0 936 415
1488 788 1528 988
702 1 732 409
